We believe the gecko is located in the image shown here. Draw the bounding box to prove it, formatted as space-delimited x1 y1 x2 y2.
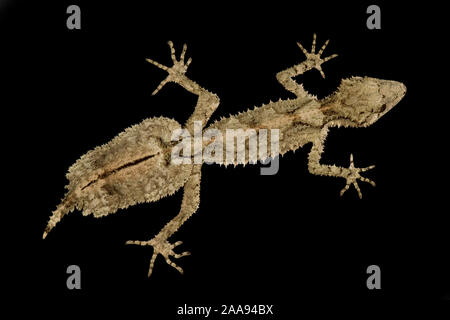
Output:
43 35 406 277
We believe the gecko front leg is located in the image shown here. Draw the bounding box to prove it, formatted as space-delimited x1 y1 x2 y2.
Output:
276 33 338 98
308 127 376 198
126 165 202 277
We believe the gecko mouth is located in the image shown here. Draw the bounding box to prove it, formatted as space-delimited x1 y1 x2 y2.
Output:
80 153 158 191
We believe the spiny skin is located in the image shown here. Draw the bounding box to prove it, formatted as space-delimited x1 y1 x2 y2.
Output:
43 36 406 277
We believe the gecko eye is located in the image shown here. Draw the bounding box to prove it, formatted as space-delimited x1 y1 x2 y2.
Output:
379 104 387 113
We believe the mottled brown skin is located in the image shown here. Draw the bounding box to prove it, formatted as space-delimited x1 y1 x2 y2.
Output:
44 35 406 277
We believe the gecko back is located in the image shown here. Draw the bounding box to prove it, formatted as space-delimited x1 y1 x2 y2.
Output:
44 117 193 238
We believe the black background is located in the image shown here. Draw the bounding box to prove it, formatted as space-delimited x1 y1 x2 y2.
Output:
2 0 449 316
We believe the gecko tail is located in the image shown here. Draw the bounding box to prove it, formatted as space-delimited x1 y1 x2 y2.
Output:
43 193 76 239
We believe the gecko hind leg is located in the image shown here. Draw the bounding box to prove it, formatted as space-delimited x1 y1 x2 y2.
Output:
146 41 192 96
126 165 202 277
126 238 191 277
146 41 220 134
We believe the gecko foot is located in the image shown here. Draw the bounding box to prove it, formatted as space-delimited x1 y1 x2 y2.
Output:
146 41 192 95
340 154 376 199
297 33 338 78
126 237 191 277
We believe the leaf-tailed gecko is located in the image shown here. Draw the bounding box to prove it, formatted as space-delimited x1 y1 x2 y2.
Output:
43 35 406 277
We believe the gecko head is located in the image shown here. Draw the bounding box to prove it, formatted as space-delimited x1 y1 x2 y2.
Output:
322 76 406 127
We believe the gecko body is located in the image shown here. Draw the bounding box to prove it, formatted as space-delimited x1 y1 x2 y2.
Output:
44 35 406 277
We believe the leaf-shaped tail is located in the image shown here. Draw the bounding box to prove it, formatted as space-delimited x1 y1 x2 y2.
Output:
43 193 76 239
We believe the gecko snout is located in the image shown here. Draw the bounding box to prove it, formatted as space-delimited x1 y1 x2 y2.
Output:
380 80 406 114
